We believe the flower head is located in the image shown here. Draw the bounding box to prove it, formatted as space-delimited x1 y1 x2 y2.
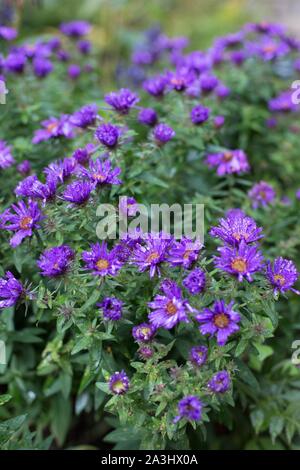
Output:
82 242 123 277
32 115 74 144
17 160 31 175
174 396 203 423
97 296 123 320
0 200 43 247
266 257 299 295
205 149 250 176
214 240 263 282
70 104 98 128
248 181 276 208
68 64 81 79
109 371 129 395
62 180 94 205
153 123 175 144
60 20 91 38
0 140 14 169
131 233 171 278
208 370 230 393
189 345 208 367
33 57 53 78
81 158 122 186
196 300 240 345
132 323 156 342
138 108 158 126
143 75 167 97
210 211 263 246
95 123 120 148
190 105 210 125
167 237 202 269
44 157 77 184
0 272 25 309
105 88 139 114
37 245 75 277
183 268 206 295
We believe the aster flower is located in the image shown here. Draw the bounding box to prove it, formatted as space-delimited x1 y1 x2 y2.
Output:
108 371 129 395
32 115 74 144
0 200 43 247
72 144 95 165
199 73 219 93
105 88 139 114
15 175 57 203
37 245 75 278
77 39 91 55
196 300 240 346
132 323 156 342
210 211 263 246
68 64 81 79
17 160 31 175
0 272 26 309
214 240 263 282
268 91 297 113
131 233 171 278
174 396 203 423
208 370 230 393
95 123 120 148
148 280 196 329
82 242 123 277
189 345 208 367
97 296 123 320
214 115 225 128
60 20 91 38
183 268 206 295
143 75 167 97
266 257 299 295
248 181 276 208
33 57 53 78
153 123 175 144
44 157 77 184
138 108 158 126
166 69 195 92
190 105 210 125
5 53 26 73
81 158 121 186
138 346 154 360
168 237 202 268
255 37 289 61
0 140 14 169
119 196 138 217
215 83 231 100
62 180 94 206
70 104 98 128
205 149 250 176
0 26 17 41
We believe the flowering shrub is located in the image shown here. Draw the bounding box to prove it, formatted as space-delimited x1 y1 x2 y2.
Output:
1 20 300 450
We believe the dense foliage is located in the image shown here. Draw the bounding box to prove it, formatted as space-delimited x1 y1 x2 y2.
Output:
0 18 300 450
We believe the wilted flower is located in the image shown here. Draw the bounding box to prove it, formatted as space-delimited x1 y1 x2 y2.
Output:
97 296 124 320
205 149 250 176
189 345 208 367
105 88 139 114
37 245 75 277
183 268 206 295
266 257 299 295
82 242 123 277
214 240 263 282
0 200 43 247
174 396 203 423
208 370 231 393
132 323 156 342
248 181 276 208
196 300 240 346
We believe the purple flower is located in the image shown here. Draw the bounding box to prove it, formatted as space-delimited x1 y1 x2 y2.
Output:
174 396 203 423
143 75 167 97
97 297 123 320
17 160 31 175
0 200 42 247
189 345 208 367
166 69 195 92
168 237 202 269
81 158 121 186
205 149 250 176
77 39 91 55
37 245 75 277
5 53 26 73
62 180 94 205
296 189 300 200
109 371 129 395
208 370 230 393
70 104 98 128
72 144 95 165
266 257 299 295
199 73 219 93
105 88 139 114
95 123 120 148
214 240 263 282
268 91 297 113
214 115 225 128
0 26 17 41
131 233 171 278
248 181 276 208
196 300 240 346
32 115 74 144
15 174 57 203
148 280 196 329
132 323 156 342
119 196 138 217
68 64 81 79
215 84 231 100
60 20 91 38
138 108 158 126
190 105 210 125
138 346 154 360
82 242 123 277
33 57 53 78
0 272 25 309
210 211 263 246
153 123 175 144
44 157 77 184
256 37 289 61
0 140 14 169
183 268 206 295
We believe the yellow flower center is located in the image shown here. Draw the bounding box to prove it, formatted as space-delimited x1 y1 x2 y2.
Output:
112 380 125 393
166 301 177 315
96 258 109 270
274 274 286 286
47 122 58 133
231 257 247 273
141 327 151 336
214 313 230 328
146 252 159 263
223 151 233 162
19 216 32 230
93 173 105 182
